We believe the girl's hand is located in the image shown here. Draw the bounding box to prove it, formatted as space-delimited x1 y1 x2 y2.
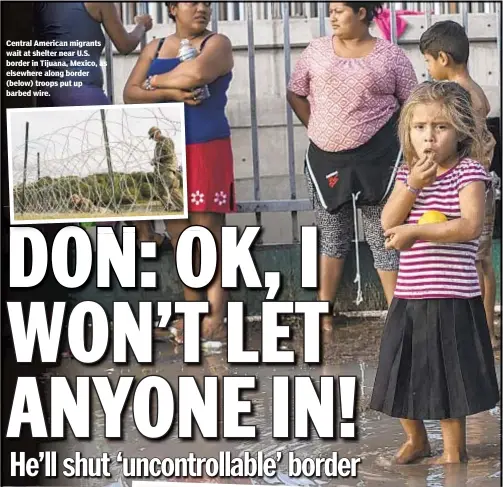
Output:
384 225 418 251
408 153 437 190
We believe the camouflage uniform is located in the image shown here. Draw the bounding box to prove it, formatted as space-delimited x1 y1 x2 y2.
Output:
148 127 184 211
70 194 101 213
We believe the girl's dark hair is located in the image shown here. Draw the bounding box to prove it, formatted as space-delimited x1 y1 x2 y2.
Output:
165 2 177 21
344 2 383 24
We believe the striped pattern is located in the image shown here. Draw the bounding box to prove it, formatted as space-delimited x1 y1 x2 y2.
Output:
395 158 490 299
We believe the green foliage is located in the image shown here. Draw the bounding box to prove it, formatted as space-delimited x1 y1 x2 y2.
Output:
14 171 160 212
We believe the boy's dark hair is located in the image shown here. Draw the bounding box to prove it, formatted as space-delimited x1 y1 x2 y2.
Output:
419 20 469 64
344 2 383 24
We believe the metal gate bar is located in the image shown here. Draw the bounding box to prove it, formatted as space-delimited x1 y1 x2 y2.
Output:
390 2 397 44
246 2 262 232
318 2 326 36
425 2 433 80
211 1 219 32
138 1 148 50
497 2 502 149
282 2 299 243
104 34 114 103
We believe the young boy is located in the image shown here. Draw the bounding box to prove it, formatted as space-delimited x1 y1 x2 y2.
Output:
419 20 500 350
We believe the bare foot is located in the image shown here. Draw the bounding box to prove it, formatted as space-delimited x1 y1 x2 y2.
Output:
395 441 431 465
321 315 334 333
154 319 183 343
491 337 500 351
201 317 226 341
322 311 350 332
425 451 468 465
153 328 173 342
169 319 184 344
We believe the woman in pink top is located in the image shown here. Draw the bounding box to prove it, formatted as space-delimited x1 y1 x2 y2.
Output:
287 2 417 329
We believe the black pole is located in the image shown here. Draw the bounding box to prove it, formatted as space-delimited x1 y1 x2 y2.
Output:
21 121 29 213
100 109 116 211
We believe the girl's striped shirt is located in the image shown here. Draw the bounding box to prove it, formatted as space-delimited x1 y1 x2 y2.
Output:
394 158 490 299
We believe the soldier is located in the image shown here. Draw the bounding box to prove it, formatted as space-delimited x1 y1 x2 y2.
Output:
148 126 184 211
70 194 102 213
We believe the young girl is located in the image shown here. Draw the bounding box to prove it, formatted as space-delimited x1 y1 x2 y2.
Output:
370 81 500 465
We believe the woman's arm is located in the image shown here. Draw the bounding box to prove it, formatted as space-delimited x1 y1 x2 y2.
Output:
286 43 311 126
96 2 152 55
123 40 199 105
286 91 310 127
393 48 418 105
151 34 233 90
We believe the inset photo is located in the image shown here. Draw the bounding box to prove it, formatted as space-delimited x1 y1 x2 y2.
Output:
7 103 187 224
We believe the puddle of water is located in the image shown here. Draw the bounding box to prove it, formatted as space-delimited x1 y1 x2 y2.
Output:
41 326 501 487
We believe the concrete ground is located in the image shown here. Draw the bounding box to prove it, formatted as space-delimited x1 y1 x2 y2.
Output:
32 315 502 487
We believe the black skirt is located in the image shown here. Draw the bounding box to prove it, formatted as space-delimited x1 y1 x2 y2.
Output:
370 297 500 420
305 111 402 214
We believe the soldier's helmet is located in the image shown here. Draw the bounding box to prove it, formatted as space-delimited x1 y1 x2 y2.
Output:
148 126 161 139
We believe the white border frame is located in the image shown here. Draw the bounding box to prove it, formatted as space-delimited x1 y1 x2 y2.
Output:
6 102 189 225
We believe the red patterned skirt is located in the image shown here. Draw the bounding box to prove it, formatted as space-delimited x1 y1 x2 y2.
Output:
185 137 237 213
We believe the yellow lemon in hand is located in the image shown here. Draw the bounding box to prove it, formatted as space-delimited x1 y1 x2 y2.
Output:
418 210 448 225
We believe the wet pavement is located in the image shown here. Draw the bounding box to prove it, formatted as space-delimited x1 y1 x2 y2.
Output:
40 317 501 487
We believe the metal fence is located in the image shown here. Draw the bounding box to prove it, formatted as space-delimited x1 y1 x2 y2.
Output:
119 2 500 24
105 2 502 244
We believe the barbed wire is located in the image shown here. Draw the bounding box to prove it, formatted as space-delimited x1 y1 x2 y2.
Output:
10 106 185 221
